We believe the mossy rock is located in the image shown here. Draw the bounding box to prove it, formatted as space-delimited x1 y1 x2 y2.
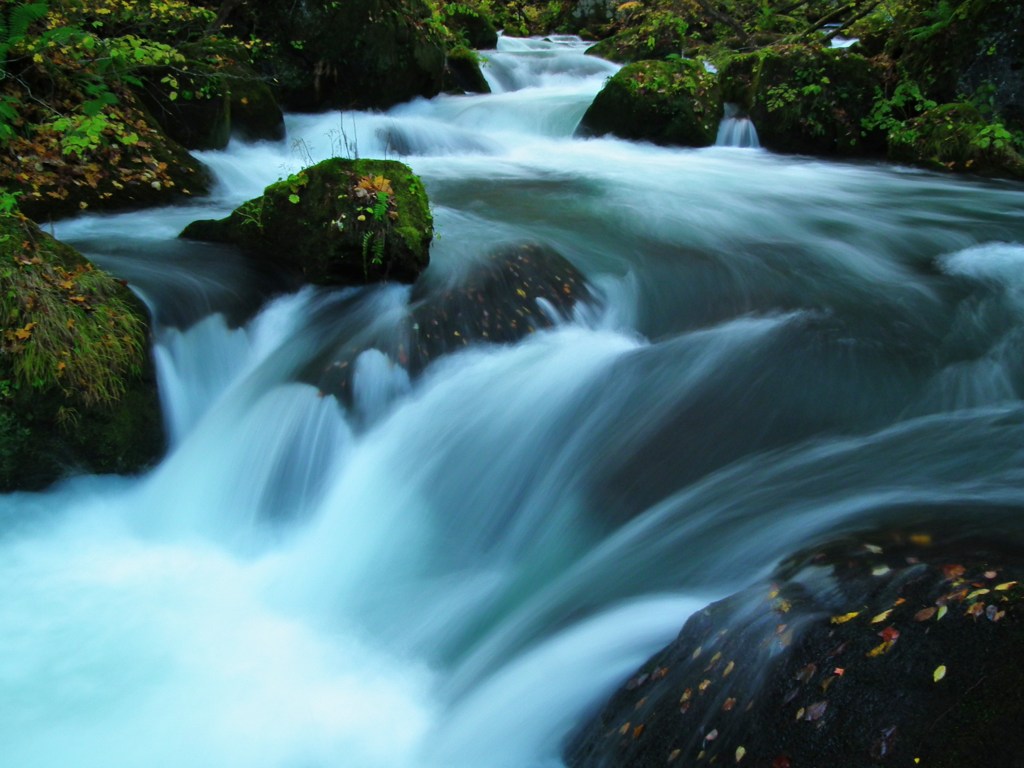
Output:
720 44 887 156
134 38 285 149
223 0 446 111
227 65 286 142
577 58 721 147
9 89 211 222
567 528 1024 768
444 46 491 94
181 157 432 285
445 7 499 49
0 216 163 491
314 242 593 405
888 102 1024 179
881 1 1024 131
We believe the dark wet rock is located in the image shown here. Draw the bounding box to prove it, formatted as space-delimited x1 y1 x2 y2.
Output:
720 44 887 156
313 242 594 406
444 47 492 95
222 0 446 111
577 59 721 147
566 529 1024 768
180 157 432 285
445 7 499 50
134 39 284 149
0 217 163 491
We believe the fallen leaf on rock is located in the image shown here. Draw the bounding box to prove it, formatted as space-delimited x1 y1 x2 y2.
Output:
705 729 718 741
943 564 966 580
831 611 860 625
795 707 805 721
771 756 792 768
871 609 893 624
966 603 985 619
723 697 736 712
867 640 895 657
735 746 747 763
937 605 948 620
914 607 937 622
618 722 631 735
910 533 932 546
668 748 681 762
723 661 735 677
680 688 692 703
933 665 947 682
872 565 891 576
804 701 828 721
967 588 991 600
699 679 712 693
795 662 817 684
878 625 900 643
996 581 1018 591
864 543 883 554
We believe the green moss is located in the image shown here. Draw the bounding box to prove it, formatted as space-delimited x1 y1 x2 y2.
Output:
577 58 721 147
181 157 433 285
887 102 1024 178
721 44 887 155
444 46 491 94
0 215 163 490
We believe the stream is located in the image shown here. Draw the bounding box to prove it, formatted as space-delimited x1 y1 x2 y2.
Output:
4 35 1024 768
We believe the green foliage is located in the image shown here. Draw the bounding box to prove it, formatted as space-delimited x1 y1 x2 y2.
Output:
862 79 937 145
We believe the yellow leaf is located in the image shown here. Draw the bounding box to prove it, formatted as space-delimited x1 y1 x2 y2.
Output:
723 661 735 677
933 664 947 682
995 581 1018 591
867 640 895 657
14 321 36 340
870 609 893 624
830 611 859 625
735 745 747 763
937 605 948 620
967 589 991 600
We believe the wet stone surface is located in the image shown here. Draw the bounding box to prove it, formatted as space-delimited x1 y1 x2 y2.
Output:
566 529 1024 768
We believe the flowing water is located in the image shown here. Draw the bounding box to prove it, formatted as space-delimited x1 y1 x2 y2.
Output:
5 36 1024 767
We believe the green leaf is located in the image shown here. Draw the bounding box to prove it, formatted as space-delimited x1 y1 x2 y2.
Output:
288 194 300 204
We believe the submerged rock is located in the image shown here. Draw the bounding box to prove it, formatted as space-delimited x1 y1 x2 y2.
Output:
566 528 1024 768
577 59 721 147
313 242 594 406
181 157 433 285
0 216 163 491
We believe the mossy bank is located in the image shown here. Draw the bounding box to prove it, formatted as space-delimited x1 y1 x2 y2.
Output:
0 216 163 491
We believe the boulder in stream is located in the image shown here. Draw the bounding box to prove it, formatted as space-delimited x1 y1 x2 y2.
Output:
220 0 446 111
180 157 433 285
0 216 164 491
313 242 594 407
577 59 721 147
719 44 887 156
566 527 1024 768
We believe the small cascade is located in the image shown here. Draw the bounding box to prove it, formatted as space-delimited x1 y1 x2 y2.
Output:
715 103 760 148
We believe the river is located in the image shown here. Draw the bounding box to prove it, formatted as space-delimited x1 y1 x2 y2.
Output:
3 35 1024 768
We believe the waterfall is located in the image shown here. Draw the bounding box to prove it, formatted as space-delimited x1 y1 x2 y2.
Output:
4 36 1024 768
715 102 760 148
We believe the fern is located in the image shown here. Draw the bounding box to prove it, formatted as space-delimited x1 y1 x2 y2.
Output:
9 2 47 40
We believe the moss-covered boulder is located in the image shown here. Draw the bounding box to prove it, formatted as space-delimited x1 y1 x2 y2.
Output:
576 59 721 147
181 158 432 285
567 528 1024 768
888 102 1024 179
314 242 593 405
134 39 285 149
0 216 163 491
445 6 499 49
444 47 491 94
720 44 887 156
222 0 446 111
